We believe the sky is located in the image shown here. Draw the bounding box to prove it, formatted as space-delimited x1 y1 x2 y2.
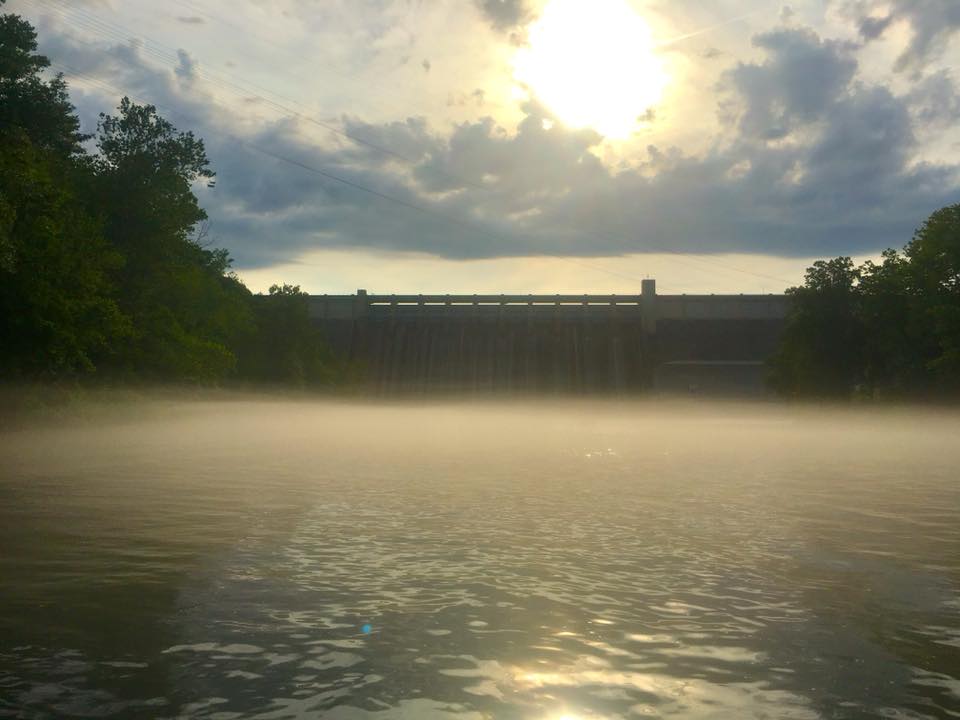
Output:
7 0 960 294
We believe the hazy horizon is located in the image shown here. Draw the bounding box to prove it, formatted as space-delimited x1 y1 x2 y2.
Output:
4 1 960 715
3 396 959 717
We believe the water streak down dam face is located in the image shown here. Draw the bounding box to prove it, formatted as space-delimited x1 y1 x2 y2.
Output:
309 280 789 394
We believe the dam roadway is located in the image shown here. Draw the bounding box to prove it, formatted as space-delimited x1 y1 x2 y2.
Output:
309 280 789 394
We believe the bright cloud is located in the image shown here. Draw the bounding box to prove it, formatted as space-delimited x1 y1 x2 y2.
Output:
7 0 960 292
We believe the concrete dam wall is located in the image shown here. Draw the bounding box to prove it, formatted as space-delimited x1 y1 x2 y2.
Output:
309 280 789 394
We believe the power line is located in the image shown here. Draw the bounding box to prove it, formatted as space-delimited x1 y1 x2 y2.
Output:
48 60 654 287
27 0 795 287
21 0 487 190
166 0 464 124
49 56 794 290
246 146 655 285
49 47 791 286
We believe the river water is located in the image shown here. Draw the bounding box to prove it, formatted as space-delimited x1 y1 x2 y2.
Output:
1 399 959 719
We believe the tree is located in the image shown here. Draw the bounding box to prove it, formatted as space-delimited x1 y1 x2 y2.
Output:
770 204 960 400
240 284 340 386
93 99 251 382
0 129 127 377
856 250 931 395
903 204 960 388
0 6 343 388
95 98 214 280
0 1 87 156
769 257 865 398
0 3 126 378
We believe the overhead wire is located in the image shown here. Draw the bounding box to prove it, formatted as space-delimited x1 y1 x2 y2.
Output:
25 0 794 285
25 0 795 287
49 59 654 287
46 63 637 289
156 2 794 287
19 0 488 190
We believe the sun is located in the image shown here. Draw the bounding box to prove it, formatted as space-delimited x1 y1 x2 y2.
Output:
512 0 668 139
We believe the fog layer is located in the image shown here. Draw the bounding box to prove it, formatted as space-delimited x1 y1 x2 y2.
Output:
1 398 958 718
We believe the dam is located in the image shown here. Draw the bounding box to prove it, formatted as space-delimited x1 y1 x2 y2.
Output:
309 280 789 394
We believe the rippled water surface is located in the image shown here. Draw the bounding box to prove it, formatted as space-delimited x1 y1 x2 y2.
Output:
1 399 959 719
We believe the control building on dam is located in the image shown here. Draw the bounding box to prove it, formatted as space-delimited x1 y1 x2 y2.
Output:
309 280 789 394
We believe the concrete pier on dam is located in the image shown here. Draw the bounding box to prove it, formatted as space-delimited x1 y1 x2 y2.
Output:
309 280 789 394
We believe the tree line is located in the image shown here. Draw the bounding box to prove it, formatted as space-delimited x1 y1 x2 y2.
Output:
0 3 343 387
6 3 959 400
770 204 960 400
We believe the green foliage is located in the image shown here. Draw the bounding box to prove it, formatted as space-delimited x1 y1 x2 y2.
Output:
94 98 212 279
904 205 960 388
0 8 86 156
0 184 14 273
240 285 340 386
769 258 864 398
91 99 253 382
95 98 213 270
0 128 127 377
0 1 47 81
772 203 960 400
0 5 343 388
0 11 125 378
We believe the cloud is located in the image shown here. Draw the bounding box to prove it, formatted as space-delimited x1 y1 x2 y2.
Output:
20 3 960 271
474 0 530 30
206 62 954 266
175 49 198 83
340 116 443 168
725 28 857 140
905 70 960 128
848 0 960 72
857 13 892 41
176 16 205 25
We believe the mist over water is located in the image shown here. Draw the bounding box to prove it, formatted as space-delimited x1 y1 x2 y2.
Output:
1 398 959 719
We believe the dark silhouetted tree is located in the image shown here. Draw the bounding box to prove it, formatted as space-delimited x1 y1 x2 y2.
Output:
93 98 252 381
0 2 126 377
771 204 960 400
769 257 865 398
0 1 86 157
903 204 960 388
0 5 346 388
240 284 340 386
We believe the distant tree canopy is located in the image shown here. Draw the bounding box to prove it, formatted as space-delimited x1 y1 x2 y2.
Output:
0 5 343 386
770 204 960 399
239 284 341 386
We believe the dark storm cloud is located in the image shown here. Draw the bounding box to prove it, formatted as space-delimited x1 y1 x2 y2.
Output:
892 1 960 73
175 49 198 82
24 9 960 268
176 16 205 25
474 0 530 30
726 28 857 140
857 14 892 41
848 0 960 72
339 116 443 167
411 110 605 196
905 70 960 127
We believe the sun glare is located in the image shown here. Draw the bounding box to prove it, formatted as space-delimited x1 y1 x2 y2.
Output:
512 0 668 138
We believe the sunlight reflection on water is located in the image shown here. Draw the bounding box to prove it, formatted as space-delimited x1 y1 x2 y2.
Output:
1 399 959 718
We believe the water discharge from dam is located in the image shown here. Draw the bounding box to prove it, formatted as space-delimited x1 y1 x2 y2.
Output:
309 286 788 395
1 398 959 718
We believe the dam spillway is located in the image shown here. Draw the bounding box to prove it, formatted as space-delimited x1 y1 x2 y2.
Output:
309 280 789 394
